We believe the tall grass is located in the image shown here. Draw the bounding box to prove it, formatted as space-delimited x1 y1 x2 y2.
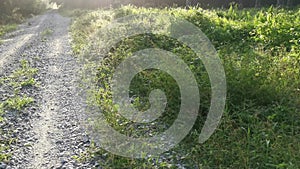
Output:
71 5 300 168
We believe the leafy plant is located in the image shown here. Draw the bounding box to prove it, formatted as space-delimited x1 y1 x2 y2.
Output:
3 96 33 111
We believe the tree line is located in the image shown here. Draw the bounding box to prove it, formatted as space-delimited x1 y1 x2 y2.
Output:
50 0 300 9
197 0 300 8
0 0 46 24
1 0 299 24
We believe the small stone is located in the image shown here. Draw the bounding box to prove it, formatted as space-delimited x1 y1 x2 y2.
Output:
24 142 31 147
56 140 63 144
83 136 89 144
93 162 100 167
0 162 7 169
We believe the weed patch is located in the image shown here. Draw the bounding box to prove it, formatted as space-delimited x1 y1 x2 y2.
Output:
0 24 17 43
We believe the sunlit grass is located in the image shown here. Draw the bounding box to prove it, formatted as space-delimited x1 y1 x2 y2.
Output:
0 24 17 43
70 5 300 168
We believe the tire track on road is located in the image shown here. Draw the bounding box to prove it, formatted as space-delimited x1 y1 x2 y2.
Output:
0 11 94 168
0 15 46 72
28 13 92 169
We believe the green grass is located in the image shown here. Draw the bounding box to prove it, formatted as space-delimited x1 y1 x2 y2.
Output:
40 28 54 42
69 9 114 55
2 96 34 111
0 24 17 43
70 5 300 168
41 28 53 36
0 24 17 37
0 60 38 89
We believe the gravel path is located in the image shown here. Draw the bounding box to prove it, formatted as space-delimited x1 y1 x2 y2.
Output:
0 11 96 169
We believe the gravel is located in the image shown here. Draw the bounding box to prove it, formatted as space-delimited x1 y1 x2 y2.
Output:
0 11 98 169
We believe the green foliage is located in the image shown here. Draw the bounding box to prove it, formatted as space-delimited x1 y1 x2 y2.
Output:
50 0 300 9
71 6 300 168
0 60 38 89
40 28 53 41
0 24 17 37
0 142 11 163
51 0 186 9
0 0 46 24
0 24 17 43
70 10 114 54
3 96 34 111
41 28 53 37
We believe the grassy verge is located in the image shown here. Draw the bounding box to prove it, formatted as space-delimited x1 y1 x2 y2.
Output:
70 6 300 168
0 60 37 162
0 24 17 44
69 9 114 55
0 24 17 37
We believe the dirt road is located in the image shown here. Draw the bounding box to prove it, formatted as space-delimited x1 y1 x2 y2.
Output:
0 11 95 169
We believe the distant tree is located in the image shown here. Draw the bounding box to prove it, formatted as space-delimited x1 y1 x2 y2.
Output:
48 0 300 9
0 0 46 24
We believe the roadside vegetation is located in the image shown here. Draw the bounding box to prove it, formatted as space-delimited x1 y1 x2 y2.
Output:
69 5 300 168
0 25 17 38
0 25 17 44
0 0 46 24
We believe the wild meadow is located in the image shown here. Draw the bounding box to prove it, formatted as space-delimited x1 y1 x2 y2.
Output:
71 5 300 168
